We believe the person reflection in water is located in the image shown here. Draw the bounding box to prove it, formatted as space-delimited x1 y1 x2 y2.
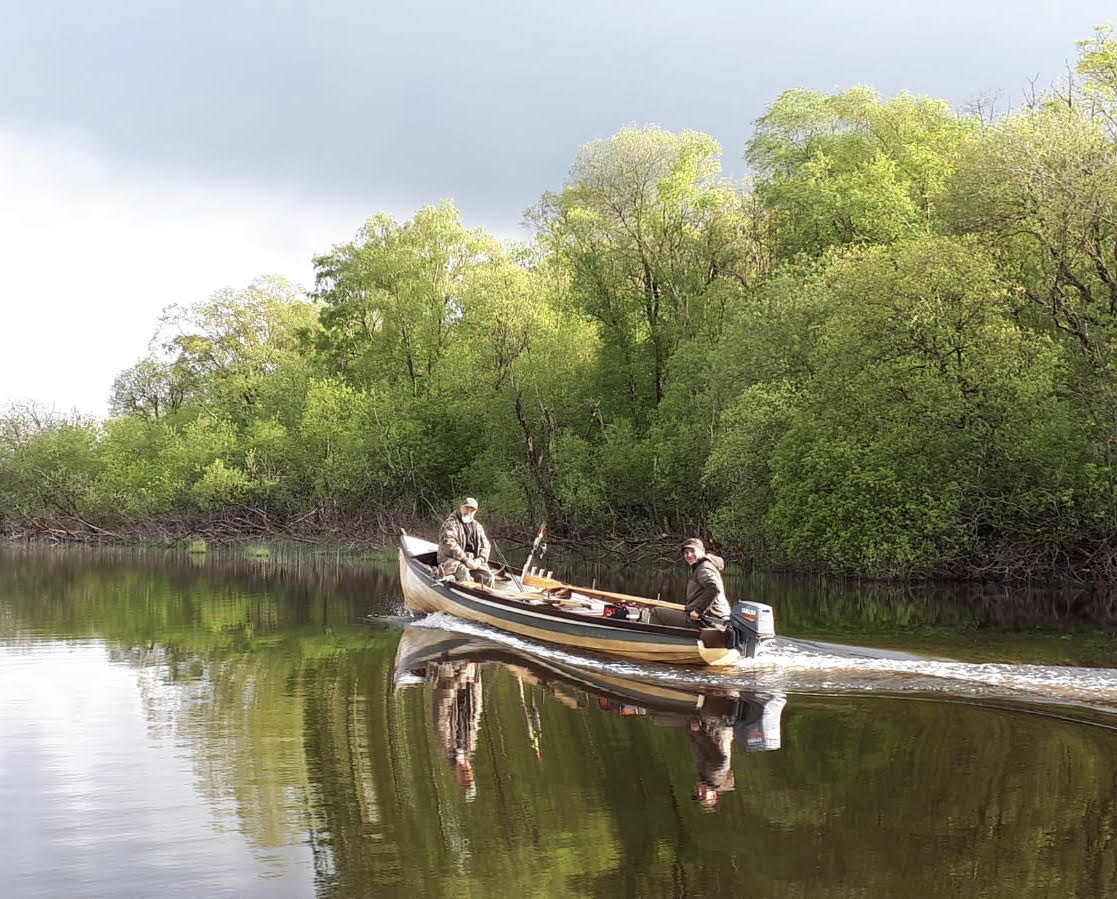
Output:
689 716 736 809
430 661 483 800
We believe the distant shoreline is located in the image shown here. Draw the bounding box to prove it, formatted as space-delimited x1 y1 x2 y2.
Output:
2 518 1109 588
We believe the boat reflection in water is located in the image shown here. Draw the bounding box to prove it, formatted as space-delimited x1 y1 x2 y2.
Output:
393 624 786 809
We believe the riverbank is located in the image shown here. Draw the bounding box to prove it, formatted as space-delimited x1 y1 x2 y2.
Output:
4 511 1117 587
0 513 691 571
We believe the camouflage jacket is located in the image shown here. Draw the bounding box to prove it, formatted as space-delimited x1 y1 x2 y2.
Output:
437 511 491 577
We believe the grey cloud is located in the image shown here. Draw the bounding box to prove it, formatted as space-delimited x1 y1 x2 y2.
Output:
1 0 1112 235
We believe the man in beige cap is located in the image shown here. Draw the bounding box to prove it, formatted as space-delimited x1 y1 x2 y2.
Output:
437 497 495 587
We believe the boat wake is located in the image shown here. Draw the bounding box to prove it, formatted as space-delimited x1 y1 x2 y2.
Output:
755 637 1117 711
408 614 1117 715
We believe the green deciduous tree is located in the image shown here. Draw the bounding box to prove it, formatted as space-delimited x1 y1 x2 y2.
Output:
942 38 1117 556
109 358 187 420
532 125 767 428
152 275 317 423
312 203 498 397
1077 23 1117 132
748 87 975 258
701 261 829 555
762 238 1083 572
423 251 599 525
0 406 101 526
97 414 248 518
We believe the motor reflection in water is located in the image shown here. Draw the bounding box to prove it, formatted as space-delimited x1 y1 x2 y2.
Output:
393 624 785 810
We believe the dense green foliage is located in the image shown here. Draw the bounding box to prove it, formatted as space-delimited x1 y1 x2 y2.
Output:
5 28 1117 578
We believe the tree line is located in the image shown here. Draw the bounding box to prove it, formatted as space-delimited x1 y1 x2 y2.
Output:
3 26 1117 580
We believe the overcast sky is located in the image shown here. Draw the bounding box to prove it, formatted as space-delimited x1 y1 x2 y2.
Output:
1 0 1113 417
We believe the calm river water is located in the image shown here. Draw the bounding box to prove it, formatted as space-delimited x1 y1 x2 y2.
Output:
1 544 1115 898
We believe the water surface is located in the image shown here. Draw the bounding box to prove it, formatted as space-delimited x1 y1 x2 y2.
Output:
1 545 1114 897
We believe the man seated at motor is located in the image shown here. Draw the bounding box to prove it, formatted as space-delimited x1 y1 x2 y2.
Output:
437 497 495 587
650 538 730 627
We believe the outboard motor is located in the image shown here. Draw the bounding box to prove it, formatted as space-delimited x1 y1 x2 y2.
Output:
727 601 775 658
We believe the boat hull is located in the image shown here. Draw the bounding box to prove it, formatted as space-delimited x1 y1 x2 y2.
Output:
398 534 744 666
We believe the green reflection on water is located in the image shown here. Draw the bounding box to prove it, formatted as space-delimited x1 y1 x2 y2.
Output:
0 545 1114 898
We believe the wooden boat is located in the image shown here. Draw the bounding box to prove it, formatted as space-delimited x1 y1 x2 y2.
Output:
397 531 775 667
392 623 785 750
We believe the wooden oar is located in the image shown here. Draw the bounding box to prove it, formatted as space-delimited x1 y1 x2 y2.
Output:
521 572 686 611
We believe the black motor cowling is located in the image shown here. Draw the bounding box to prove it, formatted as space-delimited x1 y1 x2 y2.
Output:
727 601 775 658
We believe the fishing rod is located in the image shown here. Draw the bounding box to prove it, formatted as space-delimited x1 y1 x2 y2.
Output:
521 523 548 580
490 540 526 593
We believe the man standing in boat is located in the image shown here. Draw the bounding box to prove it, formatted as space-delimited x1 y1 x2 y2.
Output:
650 538 730 627
437 497 495 587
